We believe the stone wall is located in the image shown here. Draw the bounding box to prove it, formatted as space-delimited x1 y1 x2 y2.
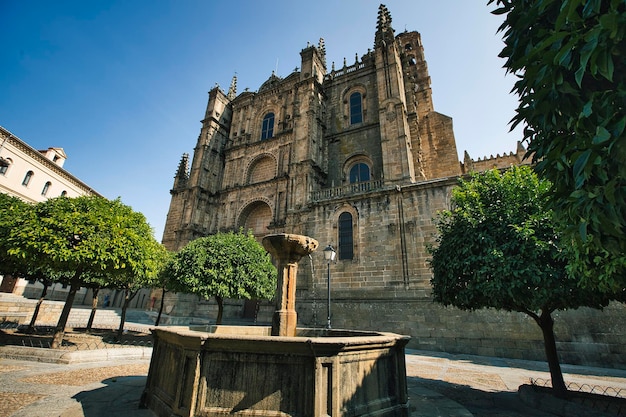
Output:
304 179 452 291
160 285 626 370
294 178 626 369
293 295 626 370
0 295 97 326
0 295 60 324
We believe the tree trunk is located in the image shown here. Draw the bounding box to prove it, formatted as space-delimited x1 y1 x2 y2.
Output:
51 273 81 349
26 280 49 333
215 295 224 325
86 287 100 332
116 289 129 340
155 288 166 326
116 289 138 340
538 310 568 398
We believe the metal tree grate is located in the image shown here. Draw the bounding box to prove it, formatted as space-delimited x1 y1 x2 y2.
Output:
531 377 626 416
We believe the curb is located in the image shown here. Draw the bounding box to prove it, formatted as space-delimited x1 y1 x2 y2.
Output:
0 345 152 364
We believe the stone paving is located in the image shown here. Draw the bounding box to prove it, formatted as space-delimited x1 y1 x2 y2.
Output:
406 350 626 417
2 347 626 417
0 358 152 417
1 306 625 416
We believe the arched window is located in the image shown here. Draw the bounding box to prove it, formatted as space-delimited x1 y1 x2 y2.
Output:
22 170 33 186
0 158 11 176
41 181 51 196
60 190 68 197
349 92 363 125
349 163 370 183
261 113 275 140
338 212 354 260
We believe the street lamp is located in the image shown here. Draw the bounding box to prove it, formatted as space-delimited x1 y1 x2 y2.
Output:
323 245 336 329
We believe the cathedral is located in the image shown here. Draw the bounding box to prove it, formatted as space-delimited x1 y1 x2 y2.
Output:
159 5 625 367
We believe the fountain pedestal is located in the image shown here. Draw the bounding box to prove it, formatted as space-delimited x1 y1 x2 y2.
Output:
262 234 318 337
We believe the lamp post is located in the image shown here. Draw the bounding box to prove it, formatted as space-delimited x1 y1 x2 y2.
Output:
323 245 336 329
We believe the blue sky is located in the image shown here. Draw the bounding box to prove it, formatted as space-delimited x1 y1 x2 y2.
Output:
0 1 522 240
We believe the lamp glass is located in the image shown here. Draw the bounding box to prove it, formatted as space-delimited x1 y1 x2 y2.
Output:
323 245 336 262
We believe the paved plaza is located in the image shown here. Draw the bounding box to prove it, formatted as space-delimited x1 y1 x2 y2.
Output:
1 345 626 417
0 303 624 416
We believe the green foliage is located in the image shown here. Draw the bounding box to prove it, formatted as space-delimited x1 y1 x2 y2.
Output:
428 166 620 314
155 250 175 288
488 0 626 290
0 193 28 232
1 194 165 347
0 193 30 276
167 230 277 302
109 237 169 292
5 195 163 288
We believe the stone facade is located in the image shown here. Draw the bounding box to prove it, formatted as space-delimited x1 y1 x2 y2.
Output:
159 5 626 368
0 125 99 203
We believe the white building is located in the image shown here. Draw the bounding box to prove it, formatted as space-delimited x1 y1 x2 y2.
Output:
0 126 99 202
0 125 102 297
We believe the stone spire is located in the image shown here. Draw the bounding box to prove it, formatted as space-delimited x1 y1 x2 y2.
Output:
318 38 326 66
173 153 189 189
227 74 237 100
375 4 395 47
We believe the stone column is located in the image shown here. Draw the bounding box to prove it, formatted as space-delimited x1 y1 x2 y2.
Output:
262 233 318 337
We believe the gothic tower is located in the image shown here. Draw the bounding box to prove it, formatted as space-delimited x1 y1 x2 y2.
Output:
373 4 417 184
161 83 232 250
397 28 462 180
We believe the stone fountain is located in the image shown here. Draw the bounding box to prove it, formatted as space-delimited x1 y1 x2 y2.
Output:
141 234 410 416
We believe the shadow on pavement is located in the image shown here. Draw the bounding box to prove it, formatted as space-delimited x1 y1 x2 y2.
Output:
71 375 155 417
409 375 556 417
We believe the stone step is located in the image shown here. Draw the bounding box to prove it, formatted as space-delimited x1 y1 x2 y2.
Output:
0 294 154 331
66 308 156 326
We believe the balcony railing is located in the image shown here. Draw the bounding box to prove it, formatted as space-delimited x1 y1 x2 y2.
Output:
310 179 384 202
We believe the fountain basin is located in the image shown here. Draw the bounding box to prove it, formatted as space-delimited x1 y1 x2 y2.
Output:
141 326 410 417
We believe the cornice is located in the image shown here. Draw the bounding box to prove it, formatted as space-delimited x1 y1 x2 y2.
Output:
0 125 103 197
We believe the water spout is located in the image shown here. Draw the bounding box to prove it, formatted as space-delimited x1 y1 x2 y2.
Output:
308 253 318 327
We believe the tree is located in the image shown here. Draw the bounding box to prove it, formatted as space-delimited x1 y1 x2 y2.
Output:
108 237 168 339
6 195 161 348
0 193 29 279
83 273 118 332
0 194 28 234
153 250 175 327
0 194 58 332
167 230 277 325
488 0 626 291
24 272 59 333
84 279 105 332
428 166 623 397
